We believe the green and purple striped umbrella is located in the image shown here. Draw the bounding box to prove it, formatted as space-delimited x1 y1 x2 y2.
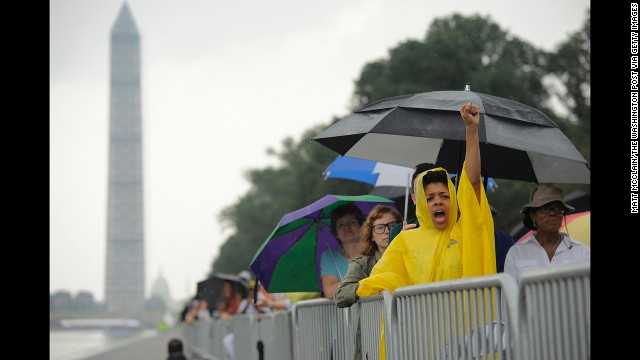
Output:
249 194 395 293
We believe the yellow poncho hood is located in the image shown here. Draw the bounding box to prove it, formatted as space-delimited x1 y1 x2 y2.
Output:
357 164 496 296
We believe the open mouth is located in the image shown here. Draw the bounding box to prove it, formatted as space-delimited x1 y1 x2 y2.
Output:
434 210 446 220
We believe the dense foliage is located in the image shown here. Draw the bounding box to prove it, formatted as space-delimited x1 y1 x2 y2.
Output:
210 11 590 276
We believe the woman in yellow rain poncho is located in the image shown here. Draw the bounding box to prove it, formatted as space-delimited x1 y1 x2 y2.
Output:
356 103 497 358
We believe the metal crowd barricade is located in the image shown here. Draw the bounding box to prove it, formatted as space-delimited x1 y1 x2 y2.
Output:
182 321 216 359
194 321 212 354
383 273 520 360
179 265 590 360
260 311 294 359
518 261 590 360
184 318 232 359
210 318 232 359
358 293 384 360
292 297 357 360
182 323 196 350
231 314 257 360
232 311 294 360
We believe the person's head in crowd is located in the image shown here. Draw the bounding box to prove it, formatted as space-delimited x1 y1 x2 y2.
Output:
415 166 452 231
360 205 403 256
410 163 437 204
330 203 365 244
521 184 575 231
167 338 185 357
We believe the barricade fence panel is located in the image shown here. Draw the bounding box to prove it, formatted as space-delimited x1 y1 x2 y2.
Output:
336 303 358 360
519 261 590 360
210 318 231 359
182 323 196 349
226 311 293 360
383 274 519 360
183 324 219 360
194 321 210 351
231 314 257 360
359 294 384 360
259 311 294 360
292 297 357 360
292 297 339 360
183 321 220 359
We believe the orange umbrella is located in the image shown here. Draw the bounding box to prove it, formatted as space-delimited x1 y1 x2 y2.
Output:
518 211 590 248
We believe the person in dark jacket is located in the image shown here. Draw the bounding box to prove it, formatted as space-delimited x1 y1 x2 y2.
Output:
167 338 187 360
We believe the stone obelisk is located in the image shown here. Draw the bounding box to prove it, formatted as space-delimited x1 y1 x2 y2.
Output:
105 2 145 314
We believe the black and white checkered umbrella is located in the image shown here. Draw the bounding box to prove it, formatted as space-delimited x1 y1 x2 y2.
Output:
313 89 590 184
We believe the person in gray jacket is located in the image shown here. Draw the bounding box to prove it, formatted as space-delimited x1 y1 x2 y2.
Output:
334 205 402 360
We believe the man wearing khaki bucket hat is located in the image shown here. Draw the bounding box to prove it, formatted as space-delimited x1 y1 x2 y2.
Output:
503 184 590 284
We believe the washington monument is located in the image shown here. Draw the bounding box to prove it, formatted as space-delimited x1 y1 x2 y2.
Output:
105 2 145 313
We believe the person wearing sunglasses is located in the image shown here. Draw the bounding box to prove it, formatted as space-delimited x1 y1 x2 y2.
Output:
504 184 590 284
333 204 402 360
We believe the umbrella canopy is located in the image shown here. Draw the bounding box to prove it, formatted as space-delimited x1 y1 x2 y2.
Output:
518 211 590 248
323 155 413 218
313 89 590 184
249 194 396 293
323 155 414 188
196 273 248 313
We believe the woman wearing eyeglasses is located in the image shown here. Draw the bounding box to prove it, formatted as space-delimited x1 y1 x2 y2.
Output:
504 184 590 284
333 204 402 360
334 205 402 308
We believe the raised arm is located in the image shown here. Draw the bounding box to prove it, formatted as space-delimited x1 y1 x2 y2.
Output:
459 102 481 203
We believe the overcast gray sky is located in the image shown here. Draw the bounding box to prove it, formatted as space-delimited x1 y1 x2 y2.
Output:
50 0 590 304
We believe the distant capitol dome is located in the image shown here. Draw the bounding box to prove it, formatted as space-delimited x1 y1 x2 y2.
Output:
150 271 172 306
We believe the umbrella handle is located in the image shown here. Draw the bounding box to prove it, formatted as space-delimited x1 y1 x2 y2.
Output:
404 173 410 221
455 142 463 189
482 169 489 192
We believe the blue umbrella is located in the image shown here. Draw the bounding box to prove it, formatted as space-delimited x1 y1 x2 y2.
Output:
322 155 413 187
323 155 413 218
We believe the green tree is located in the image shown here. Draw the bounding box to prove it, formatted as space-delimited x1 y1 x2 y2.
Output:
547 9 591 165
532 8 591 232
352 14 550 111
